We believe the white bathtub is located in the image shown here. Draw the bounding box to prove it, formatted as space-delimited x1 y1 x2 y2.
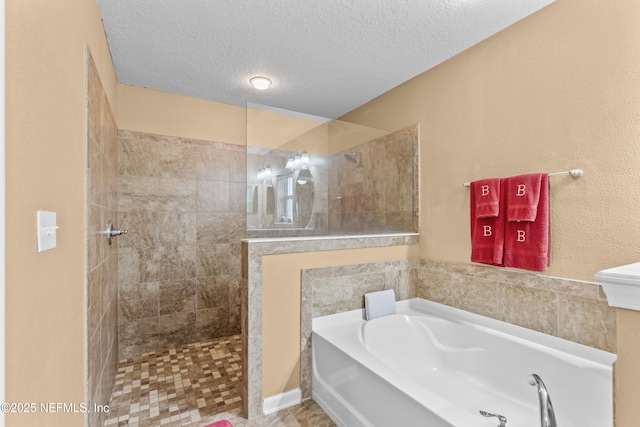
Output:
312 298 616 427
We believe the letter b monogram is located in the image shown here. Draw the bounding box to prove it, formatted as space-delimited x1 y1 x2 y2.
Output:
517 230 526 242
516 184 526 197
483 226 492 237
481 185 489 196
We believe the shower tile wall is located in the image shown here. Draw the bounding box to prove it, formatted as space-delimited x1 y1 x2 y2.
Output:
416 259 617 353
328 125 419 234
86 51 119 427
118 130 245 359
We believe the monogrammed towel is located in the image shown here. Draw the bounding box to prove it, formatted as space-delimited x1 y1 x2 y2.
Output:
504 174 550 271
470 178 506 266
506 173 544 222
474 178 501 218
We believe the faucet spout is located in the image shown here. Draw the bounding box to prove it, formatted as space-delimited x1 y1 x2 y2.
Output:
528 374 557 427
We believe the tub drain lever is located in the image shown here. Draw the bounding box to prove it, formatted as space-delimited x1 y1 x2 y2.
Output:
479 410 507 427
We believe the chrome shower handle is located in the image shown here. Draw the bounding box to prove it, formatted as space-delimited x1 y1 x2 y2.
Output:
104 222 128 246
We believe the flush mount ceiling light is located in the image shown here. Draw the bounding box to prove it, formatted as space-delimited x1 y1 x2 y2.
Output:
249 76 272 90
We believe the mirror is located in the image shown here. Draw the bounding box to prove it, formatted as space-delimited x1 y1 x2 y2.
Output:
276 171 294 223
263 179 275 226
295 169 314 228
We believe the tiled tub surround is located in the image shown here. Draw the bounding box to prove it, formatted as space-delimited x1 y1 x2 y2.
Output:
241 233 419 418
118 129 246 359
294 257 616 412
416 259 616 353
86 51 119 427
299 259 418 399
328 125 419 235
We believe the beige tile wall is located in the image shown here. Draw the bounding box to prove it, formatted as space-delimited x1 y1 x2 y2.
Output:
86 51 119 427
117 130 246 358
328 125 419 234
416 259 616 353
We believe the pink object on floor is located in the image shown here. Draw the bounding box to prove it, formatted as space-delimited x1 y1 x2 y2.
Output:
203 421 233 427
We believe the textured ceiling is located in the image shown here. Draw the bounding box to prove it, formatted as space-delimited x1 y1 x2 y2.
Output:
97 0 555 119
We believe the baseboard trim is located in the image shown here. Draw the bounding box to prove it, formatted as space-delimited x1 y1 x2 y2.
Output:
262 388 302 415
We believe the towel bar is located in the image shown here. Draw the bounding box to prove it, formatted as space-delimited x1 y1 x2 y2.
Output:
463 169 583 188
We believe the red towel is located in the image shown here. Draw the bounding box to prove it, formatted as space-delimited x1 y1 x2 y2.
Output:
203 421 233 427
473 178 501 218
506 173 544 222
470 179 506 266
504 174 549 272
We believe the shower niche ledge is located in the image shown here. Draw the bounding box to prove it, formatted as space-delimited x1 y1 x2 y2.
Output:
596 262 640 311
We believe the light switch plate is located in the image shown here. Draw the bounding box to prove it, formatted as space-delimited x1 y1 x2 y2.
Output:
37 210 57 253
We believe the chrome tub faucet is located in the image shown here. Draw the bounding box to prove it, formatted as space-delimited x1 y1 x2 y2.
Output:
528 374 558 427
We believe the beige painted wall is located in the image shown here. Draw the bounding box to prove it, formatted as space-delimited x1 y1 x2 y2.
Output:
118 84 246 145
6 0 116 426
327 120 389 154
119 85 383 155
340 0 640 282
247 107 325 152
261 244 418 398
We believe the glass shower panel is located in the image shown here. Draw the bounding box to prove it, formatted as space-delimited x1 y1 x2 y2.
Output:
246 103 418 237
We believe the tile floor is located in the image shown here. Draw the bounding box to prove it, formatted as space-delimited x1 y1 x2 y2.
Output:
104 335 336 427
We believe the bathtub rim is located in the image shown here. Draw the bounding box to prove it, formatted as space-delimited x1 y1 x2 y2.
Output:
313 298 617 367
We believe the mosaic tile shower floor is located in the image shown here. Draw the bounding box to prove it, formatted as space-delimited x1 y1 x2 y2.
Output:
104 335 336 427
